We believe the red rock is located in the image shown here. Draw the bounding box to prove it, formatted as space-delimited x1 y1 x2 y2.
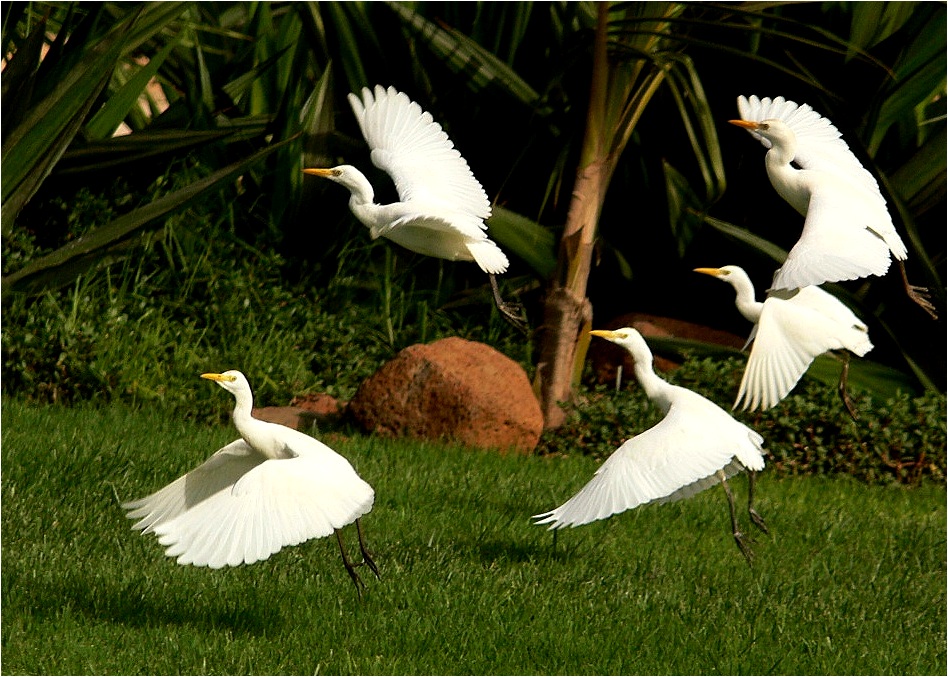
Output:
349 337 542 454
589 313 746 385
291 393 345 419
252 406 316 431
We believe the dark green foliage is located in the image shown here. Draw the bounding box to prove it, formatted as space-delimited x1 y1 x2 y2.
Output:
539 356 946 486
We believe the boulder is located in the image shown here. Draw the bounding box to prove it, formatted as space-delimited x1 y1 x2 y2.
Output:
349 337 543 454
252 406 316 431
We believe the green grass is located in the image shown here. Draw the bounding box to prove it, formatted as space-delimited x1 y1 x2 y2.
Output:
2 398 945 675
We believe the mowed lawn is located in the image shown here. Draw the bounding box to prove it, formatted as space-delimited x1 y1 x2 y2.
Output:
2 398 945 675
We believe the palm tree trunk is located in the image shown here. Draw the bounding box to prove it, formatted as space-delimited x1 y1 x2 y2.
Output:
535 5 613 429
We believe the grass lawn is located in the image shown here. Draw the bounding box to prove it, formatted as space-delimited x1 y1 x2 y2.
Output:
2 398 945 675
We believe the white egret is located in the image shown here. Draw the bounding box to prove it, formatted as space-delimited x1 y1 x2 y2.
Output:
533 328 768 564
694 265 873 418
730 95 935 319
123 371 379 594
304 85 524 328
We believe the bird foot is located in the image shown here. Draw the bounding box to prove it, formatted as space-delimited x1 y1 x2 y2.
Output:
489 274 528 332
498 300 528 332
749 508 769 535
906 284 937 320
342 561 367 597
733 530 755 566
359 548 381 581
840 389 860 422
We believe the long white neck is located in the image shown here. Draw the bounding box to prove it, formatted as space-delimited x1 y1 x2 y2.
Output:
727 272 763 324
229 386 256 440
765 150 810 216
625 335 675 413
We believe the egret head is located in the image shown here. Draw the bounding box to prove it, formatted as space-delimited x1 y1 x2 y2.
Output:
201 370 250 396
694 265 742 280
729 118 796 150
303 165 374 203
589 327 651 363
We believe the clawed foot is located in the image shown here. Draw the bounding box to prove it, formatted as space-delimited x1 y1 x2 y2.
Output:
906 284 937 320
733 530 755 566
489 274 528 332
900 262 938 320
749 508 769 535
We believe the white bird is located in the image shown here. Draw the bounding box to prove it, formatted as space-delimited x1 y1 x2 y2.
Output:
304 84 523 328
123 371 379 594
533 328 768 564
694 265 873 418
730 95 935 319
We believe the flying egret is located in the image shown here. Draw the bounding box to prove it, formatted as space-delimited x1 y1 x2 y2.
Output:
123 371 379 595
730 95 936 319
304 85 524 328
694 265 873 419
533 328 768 564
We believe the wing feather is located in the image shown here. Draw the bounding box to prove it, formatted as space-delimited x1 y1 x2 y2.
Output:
735 291 872 410
349 85 491 219
533 392 765 529
152 455 375 568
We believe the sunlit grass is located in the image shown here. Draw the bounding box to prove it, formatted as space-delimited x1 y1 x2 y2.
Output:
2 398 944 674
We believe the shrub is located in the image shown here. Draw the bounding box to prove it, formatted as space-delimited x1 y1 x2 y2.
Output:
538 356 946 487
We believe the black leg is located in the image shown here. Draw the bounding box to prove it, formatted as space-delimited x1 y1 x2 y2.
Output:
837 352 859 421
489 273 527 331
747 470 768 534
899 260 937 320
356 518 380 581
719 470 753 566
336 529 365 597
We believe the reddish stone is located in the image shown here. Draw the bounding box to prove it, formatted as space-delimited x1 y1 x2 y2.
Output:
589 313 746 386
349 337 543 454
291 393 345 419
252 406 316 431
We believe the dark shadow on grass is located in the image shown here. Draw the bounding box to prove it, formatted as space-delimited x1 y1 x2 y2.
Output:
9 572 283 636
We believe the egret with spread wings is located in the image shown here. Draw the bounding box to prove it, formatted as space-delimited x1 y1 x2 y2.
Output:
730 95 935 319
305 85 523 328
123 371 379 595
695 265 873 418
533 328 768 564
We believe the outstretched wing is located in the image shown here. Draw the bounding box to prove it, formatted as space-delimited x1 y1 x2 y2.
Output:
125 438 375 569
770 186 894 290
736 95 880 196
533 397 764 529
349 85 491 221
735 291 871 411
123 440 264 534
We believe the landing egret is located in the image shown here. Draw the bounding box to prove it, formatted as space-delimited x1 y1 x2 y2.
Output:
730 95 935 319
694 265 873 418
123 371 379 594
304 85 524 328
533 328 768 564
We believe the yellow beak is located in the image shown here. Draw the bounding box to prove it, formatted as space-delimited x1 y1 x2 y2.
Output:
589 329 622 340
201 373 236 382
728 119 760 130
693 267 724 277
302 168 336 177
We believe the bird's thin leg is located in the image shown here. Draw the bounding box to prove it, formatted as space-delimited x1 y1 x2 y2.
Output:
836 351 859 421
356 518 380 581
489 274 527 332
718 470 753 566
899 261 937 320
747 470 768 534
336 529 365 597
